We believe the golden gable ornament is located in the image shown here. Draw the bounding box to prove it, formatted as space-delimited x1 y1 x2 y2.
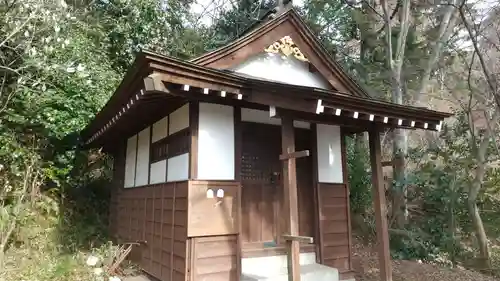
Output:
264 36 308 62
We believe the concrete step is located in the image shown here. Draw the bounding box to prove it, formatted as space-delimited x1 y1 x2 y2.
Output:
241 263 339 281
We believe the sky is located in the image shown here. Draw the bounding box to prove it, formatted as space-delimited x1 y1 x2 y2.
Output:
190 0 497 26
190 0 305 26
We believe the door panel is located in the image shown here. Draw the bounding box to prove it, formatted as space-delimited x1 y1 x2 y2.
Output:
240 122 315 248
240 122 281 245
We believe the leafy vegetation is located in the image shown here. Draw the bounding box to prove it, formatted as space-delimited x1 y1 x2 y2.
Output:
2 0 500 280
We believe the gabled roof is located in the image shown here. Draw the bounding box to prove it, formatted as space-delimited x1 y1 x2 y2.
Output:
81 51 452 147
190 8 371 98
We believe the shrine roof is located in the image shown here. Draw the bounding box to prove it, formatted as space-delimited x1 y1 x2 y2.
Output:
81 50 452 147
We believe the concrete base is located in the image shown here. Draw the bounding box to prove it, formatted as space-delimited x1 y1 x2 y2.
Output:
241 252 339 281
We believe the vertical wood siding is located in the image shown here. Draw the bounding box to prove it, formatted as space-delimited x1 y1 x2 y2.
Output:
189 235 239 281
109 179 189 281
317 183 352 276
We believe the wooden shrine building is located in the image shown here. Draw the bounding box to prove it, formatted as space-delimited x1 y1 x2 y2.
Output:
81 6 452 281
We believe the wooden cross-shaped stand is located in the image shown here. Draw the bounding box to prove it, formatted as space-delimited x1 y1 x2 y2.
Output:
280 116 314 281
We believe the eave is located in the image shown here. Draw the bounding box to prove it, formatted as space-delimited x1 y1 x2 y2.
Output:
81 50 453 148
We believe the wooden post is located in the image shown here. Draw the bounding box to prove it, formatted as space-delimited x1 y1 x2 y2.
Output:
281 116 301 281
369 129 393 281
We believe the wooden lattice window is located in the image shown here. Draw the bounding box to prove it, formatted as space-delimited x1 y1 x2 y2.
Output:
150 128 190 163
151 139 168 163
168 129 190 158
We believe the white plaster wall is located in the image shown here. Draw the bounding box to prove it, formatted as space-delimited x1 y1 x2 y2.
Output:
135 127 150 186
232 52 330 89
149 160 167 184
124 135 137 188
241 108 310 129
197 103 235 180
152 116 168 142
169 104 189 135
167 153 189 182
316 124 343 183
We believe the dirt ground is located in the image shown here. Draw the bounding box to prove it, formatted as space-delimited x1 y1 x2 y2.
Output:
351 238 499 281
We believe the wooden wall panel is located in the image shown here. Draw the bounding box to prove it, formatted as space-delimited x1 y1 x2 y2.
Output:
108 180 189 281
317 183 352 277
187 181 240 237
189 235 239 281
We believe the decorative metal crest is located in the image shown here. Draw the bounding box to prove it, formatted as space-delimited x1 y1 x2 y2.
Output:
264 36 308 62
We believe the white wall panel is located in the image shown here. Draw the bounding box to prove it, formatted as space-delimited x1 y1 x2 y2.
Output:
167 153 189 182
316 124 343 183
149 160 167 184
124 135 137 188
233 53 330 89
152 116 168 142
135 127 150 186
169 104 189 135
241 108 310 129
197 103 235 180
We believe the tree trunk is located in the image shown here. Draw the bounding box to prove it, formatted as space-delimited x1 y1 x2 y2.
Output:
391 75 408 228
381 0 411 229
467 198 490 269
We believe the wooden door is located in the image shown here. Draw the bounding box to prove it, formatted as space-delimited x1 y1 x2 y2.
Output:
240 122 282 247
240 122 315 250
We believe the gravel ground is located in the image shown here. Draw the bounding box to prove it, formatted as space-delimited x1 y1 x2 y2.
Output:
351 239 498 281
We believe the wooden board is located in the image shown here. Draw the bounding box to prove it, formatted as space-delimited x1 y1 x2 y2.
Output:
189 235 239 281
187 180 241 237
317 183 351 274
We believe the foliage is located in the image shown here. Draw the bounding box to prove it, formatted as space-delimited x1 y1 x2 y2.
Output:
0 0 194 279
346 136 372 215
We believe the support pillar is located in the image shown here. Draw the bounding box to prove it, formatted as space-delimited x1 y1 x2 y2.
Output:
281 116 301 281
369 128 392 281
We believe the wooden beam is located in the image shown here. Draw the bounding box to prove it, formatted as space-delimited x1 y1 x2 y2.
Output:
369 128 392 281
279 150 310 160
282 234 314 244
281 115 301 281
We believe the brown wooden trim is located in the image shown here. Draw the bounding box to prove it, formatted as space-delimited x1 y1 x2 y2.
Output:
150 184 155 271
234 106 242 181
237 181 242 280
170 182 177 281
134 133 139 187
159 184 165 280
340 128 353 271
148 125 153 185
311 124 322 263
369 128 392 281
165 116 170 182
189 237 196 281
189 102 199 180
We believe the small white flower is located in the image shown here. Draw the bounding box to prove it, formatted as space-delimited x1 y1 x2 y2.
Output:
66 67 75 73
93 268 104 275
86 255 99 266
109 277 121 281
24 30 29 37
76 64 85 72
64 39 70 45
417 259 422 264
